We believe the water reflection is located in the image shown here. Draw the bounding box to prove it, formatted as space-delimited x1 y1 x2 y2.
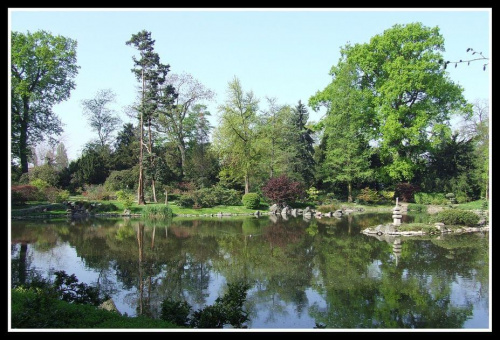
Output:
10 213 489 329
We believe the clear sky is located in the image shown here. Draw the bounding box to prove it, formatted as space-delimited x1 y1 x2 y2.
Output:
9 8 492 161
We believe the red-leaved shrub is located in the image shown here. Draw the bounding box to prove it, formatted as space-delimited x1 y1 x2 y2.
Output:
261 175 305 208
11 185 39 204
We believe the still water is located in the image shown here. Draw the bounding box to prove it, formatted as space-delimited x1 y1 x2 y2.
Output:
10 213 490 330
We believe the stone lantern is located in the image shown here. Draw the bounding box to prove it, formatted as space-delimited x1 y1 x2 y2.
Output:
392 197 402 226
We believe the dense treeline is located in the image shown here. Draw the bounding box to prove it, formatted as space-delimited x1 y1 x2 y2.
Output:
11 23 489 206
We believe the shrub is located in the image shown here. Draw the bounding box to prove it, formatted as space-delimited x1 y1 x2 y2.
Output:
356 187 380 204
445 193 457 204
83 184 112 201
261 175 305 208
104 168 138 192
92 202 119 213
455 194 470 204
189 185 242 208
379 190 395 202
30 178 50 191
161 299 192 327
242 193 260 209
414 192 447 205
141 205 173 218
11 185 39 204
407 204 426 212
56 189 70 203
306 187 320 202
430 209 480 227
41 187 70 203
394 182 420 202
316 204 337 213
28 164 59 187
159 282 250 328
177 194 195 208
115 190 134 210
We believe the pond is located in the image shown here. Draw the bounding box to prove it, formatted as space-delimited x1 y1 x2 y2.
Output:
10 212 490 330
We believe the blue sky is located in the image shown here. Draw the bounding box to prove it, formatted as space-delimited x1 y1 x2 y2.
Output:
9 8 491 161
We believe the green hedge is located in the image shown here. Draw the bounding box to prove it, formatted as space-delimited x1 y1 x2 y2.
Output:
430 209 480 227
414 192 448 205
242 193 260 209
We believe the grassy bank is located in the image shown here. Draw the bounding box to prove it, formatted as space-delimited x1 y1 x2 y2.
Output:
11 288 183 329
10 197 488 219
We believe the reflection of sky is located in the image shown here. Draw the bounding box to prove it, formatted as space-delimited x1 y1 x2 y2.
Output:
450 277 489 329
28 241 98 285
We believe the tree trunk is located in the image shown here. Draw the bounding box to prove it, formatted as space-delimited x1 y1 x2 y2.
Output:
137 70 146 205
178 142 186 178
20 100 30 173
347 182 353 203
148 118 157 202
151 179 157 203
244 172 249 194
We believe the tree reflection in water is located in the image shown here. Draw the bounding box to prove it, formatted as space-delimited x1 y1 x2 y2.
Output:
10 214 489 329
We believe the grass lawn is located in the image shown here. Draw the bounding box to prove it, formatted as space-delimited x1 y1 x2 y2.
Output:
10 196 488 219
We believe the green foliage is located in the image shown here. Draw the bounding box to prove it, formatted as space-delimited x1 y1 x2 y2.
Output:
420 133 483 201
28 164 60 187
177 194 195 208
414 192 448 205
92 202 119 213
44 187 70 203
446 193 457 204
307 186 320 202
112 123 139 170
430 209 480 227
379 190 395 202
160 299 192 327
30 178 49 191
406 204 426 212
159 282 250 328
11 287 181 329
242 193 260 209
310 61 374 201
356 187 380 204
316 204 337 213
141 205 173 218
212 77 260 193
179 185 242 208
83 184 112 201
104 168 138 192
312 23 470 184
13 270 107 307
11 30 79 173
52 271 106 305
115 190 134 210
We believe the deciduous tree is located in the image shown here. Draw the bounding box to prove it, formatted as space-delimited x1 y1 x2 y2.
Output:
312 22 471 184
81 89 122 147
11 30 79 173
157 73 214 177
212 77 259 194
310 62 374 202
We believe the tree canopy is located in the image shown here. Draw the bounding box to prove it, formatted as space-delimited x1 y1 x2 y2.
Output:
311 22 471 186
11 30 79 173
